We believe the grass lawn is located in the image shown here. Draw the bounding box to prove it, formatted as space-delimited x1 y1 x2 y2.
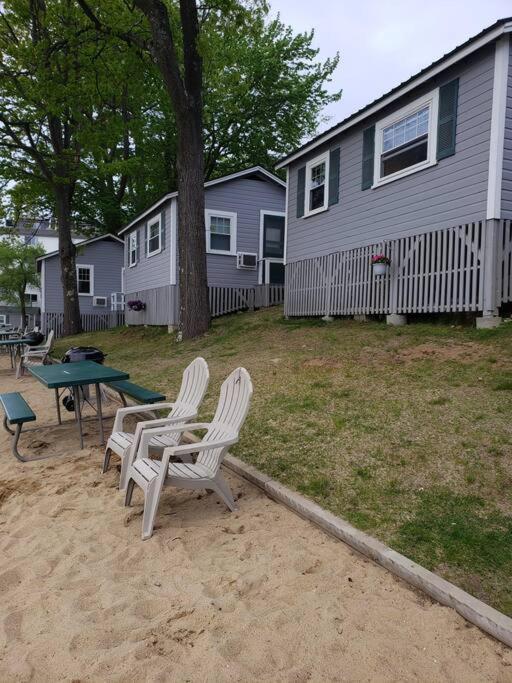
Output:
55 307 512 615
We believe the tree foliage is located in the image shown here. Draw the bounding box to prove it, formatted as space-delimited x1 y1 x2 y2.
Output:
0 236 45 325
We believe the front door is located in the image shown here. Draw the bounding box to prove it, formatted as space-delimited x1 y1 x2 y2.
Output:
262 213 285 284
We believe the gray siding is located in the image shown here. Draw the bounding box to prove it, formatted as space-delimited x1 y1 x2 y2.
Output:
43 238 123 313
0 306 39 327
204 177 285 286
123 206 171 293
502 37 512 218
125 284 179 326
286 44 495 263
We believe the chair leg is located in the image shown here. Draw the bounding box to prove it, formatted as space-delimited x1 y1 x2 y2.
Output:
142 476 164 540
124 478 136 507
119 451 131 491
212 471 237 512
102 448 112 473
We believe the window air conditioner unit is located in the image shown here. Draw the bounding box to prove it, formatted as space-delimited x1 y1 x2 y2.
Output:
93 296 108 307
237 252 257 270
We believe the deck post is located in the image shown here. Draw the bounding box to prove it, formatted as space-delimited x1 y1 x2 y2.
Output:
478 218 501 328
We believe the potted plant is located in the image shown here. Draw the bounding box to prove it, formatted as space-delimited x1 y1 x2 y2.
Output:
127 299 146 312
371 254 391 276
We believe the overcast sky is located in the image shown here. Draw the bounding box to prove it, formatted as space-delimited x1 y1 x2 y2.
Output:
269 0 511 134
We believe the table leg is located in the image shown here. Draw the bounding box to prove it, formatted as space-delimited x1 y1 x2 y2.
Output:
95 383 105 446
9 346 13 369
73 385 84 449
55 388 62 425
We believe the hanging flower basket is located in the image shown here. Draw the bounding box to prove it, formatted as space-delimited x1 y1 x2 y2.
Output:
371 254 391 276
127 299 146 312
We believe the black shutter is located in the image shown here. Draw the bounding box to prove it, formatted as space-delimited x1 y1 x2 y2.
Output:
361 125 375 190
437 79 459 160
144 223 148 256
296 165 306 218
328 147 341 206
160 211 166 250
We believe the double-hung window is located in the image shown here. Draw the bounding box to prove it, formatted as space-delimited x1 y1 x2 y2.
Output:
305 153 329 216
129 230 138 266
374 90 439 186
77 265 93 296
146 216 162 257
205 210 237 255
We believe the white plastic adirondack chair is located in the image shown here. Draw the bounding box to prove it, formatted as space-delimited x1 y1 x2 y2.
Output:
104 357 209 490
17 330 55 378
125 367 253 540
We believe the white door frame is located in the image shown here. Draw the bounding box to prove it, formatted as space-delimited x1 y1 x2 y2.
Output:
259 210 286 284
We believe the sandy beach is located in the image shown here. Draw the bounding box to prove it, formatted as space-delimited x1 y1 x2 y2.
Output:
1 358 512 682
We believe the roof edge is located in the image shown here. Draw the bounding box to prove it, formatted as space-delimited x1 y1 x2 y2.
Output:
118 166 285 235
276 18 512 169
36 233 123 261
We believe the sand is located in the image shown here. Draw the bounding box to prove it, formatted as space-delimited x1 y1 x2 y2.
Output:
0 358 512 682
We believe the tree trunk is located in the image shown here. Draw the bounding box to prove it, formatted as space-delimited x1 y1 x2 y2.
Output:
18 288 27 329
176 106 209 338
55 187 81 336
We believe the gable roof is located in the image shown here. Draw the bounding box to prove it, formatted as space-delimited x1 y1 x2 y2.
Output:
276 17 512 169
36 233 123 261
118 166 286 235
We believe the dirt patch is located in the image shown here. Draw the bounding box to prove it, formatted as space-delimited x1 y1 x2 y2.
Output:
396 342 485 364
303 357 343 368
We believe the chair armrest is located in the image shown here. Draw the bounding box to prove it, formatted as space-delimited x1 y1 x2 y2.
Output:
135 422 212 461
112 402 176 432
158 433 239 472
125 411 198 432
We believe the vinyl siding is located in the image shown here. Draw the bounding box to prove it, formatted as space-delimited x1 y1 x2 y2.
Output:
42 238 123 313
204 177 285 286
286 44 495 263
123 206 171 293
502 36 512 218
123 176 286 293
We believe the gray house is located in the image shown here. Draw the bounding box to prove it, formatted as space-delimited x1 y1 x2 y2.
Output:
119 167 286 326
38 234 124 332
277 18 512 328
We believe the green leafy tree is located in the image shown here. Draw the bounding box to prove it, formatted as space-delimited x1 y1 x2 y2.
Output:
0 0 140 334
0 236 45 327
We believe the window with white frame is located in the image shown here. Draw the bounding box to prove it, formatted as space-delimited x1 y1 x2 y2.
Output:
129 230 138 266
205 210 237 255
374 90 439 186
77 265 93 295
146 216 161 256
0 314 7 325
305 153 329 216
24 292 38 305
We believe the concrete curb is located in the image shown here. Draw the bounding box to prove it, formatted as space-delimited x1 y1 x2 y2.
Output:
223 454 512 648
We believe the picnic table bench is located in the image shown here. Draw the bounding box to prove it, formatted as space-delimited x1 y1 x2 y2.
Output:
0 391 37 462
105 380 166 406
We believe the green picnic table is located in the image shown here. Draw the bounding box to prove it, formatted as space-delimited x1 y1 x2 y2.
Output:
0 338 32 369
28 361 129 448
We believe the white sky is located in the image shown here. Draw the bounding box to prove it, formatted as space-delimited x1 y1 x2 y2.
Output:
269 0 511 133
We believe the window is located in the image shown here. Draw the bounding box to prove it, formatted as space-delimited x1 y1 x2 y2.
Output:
129 231 138 266
0 314 7 325
205 210 237 255
146 216 161 257
93 296 107 307
24 292 38 305
77 265 94 296
305 153 329 216
374 90 439 187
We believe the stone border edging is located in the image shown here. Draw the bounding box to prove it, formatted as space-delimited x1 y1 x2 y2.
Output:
223 453 512 648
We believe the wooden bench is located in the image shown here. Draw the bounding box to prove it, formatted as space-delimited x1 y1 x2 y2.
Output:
105 380 166 407
0 392 37 462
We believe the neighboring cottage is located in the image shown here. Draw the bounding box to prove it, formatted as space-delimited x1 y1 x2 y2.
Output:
119 167 286 326
38 234 124 332
0 219 85 328
277 18 512 327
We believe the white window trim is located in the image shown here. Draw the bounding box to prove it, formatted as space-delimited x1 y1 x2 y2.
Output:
128 230 138 267
304 152 329 217
0 314 7 325
93 296 108 307
205 209 237 256
77 264 94 297
259 210 286 284
373 89 439 188
146 215 162 257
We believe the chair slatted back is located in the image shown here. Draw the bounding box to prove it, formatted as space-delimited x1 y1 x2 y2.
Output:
167 357 209 420
197 368 253 474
